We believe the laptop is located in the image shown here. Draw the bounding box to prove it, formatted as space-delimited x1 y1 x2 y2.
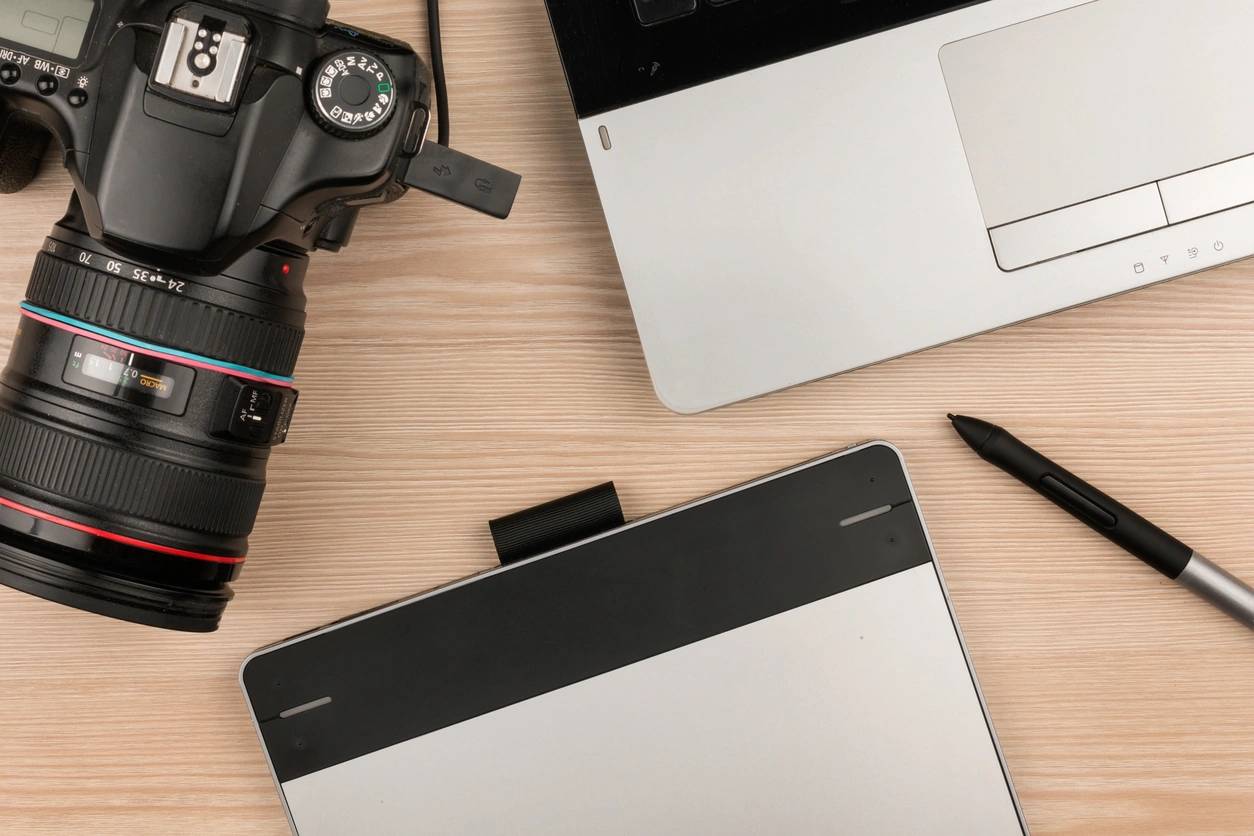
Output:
544 0 1254 413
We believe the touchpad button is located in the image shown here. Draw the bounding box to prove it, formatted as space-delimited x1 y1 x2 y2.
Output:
940 0 1254 230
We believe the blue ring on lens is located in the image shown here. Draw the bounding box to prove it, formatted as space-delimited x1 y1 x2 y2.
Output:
20 303 297 385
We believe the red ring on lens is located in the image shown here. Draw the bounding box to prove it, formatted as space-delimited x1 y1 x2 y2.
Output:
0 495 246 564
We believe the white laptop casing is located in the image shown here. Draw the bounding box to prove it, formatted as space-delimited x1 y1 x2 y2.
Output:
549 0 1254 412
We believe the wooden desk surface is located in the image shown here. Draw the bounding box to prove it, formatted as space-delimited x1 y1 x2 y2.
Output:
1 1 1253 833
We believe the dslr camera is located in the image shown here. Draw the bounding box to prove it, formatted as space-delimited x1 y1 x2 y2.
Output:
0 0 518 631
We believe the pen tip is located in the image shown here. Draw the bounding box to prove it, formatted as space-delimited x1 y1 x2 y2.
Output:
949 414 996 453
946 413 957 422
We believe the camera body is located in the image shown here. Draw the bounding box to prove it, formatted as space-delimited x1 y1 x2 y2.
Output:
0 0 518 631
0 0 431 275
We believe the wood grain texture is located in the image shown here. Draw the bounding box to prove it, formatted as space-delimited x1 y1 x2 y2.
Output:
1 1 1253 833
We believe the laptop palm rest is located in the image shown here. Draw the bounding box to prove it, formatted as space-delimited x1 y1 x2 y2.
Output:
942 0 1254 269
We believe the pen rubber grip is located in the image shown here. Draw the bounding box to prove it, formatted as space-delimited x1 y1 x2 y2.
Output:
982 427 1193 579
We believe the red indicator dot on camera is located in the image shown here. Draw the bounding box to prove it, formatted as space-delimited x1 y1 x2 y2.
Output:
281 263 291 276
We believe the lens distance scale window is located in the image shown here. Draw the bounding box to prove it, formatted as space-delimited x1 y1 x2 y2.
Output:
63 336 194 416
311 50 397 137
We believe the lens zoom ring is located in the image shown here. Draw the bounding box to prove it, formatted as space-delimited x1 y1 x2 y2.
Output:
0 409 264 538
27 252 304 377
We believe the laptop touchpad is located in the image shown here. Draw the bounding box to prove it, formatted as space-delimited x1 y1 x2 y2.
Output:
941 0 1254 268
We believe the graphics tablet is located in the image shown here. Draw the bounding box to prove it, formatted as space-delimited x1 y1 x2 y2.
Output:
241 443 1027 835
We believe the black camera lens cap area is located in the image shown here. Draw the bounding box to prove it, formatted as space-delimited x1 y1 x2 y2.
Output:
234 0 329 30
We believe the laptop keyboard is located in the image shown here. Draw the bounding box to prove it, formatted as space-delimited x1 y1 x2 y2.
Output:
634 0 744 26
632 0 930 28
633 0 694 26
548 0 988 117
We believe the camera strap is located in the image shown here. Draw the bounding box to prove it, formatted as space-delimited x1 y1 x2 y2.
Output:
490 483 625 566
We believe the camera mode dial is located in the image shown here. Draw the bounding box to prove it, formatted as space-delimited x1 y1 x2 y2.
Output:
310 50 398 137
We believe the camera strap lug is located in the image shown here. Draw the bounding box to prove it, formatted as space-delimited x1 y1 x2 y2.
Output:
403 142 522 220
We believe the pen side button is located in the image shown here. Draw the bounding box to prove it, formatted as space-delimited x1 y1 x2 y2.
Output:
1040 475 1117 528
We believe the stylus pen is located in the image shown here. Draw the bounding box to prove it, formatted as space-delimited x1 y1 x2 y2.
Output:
950 414 1254 631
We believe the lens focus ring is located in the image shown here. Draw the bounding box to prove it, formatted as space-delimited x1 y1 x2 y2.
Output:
0 407 265 539
26 251 305 377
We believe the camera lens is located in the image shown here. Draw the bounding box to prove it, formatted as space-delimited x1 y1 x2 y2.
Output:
0 216 306 632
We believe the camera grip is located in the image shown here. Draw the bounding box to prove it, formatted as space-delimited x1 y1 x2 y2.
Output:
0 106 50 194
